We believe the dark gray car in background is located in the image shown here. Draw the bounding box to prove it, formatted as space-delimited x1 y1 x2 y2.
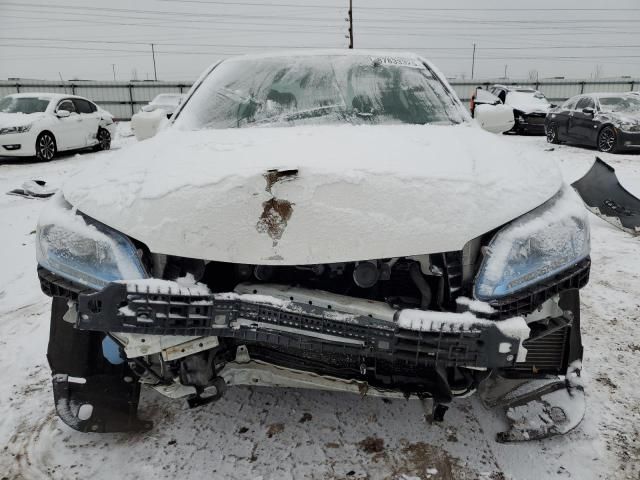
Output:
545 93 640 153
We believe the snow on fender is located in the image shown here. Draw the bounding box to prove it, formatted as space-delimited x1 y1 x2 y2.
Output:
131 109 169 141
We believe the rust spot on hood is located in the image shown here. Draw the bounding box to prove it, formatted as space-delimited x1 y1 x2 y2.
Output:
257 197 294 245
264 168 298 193
257 169 297 245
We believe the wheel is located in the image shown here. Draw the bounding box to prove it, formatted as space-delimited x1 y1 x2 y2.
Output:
597 126 618 153
94 128 111 151
35 132 57 161
546 124 560 144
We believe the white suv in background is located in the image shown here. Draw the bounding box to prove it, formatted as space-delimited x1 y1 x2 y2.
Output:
0 93 116 161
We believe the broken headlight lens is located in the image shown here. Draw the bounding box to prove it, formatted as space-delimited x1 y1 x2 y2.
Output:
36 194 147 289
474 185 590 300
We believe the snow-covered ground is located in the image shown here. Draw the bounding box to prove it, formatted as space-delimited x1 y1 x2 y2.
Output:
0 125 638 479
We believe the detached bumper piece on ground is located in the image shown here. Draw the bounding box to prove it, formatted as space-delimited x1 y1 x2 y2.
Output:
572 157 640 235
41 258 589 441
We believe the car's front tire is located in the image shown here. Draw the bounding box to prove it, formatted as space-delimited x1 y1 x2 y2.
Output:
546 124 560 144
35 131 57 161
94 127 111 151
598 126 618 153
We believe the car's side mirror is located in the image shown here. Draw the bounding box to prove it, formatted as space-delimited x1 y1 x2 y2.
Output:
474 104 515 134
582 107 595 115
56 110 71 118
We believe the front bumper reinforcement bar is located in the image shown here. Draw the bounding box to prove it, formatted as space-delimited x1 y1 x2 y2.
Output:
76 282 524 370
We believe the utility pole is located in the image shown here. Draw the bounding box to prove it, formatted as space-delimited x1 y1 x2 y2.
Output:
348 0 353 49
504 64 508 79
471 43 476 79
151 43 158 81
112 64 116 81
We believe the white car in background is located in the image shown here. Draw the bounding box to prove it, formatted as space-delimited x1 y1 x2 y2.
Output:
488 85 552 135
0 93 116 161
131 93 184 141
140 93 185 118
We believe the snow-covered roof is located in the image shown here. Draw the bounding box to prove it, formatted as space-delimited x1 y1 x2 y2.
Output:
588 92 639 98
227 49 423 62
492 84 538 92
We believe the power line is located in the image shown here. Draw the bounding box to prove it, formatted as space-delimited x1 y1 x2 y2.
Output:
0 13 344 33
0 2 343 22
154 0 640 11
3 37 640 52
156 0 343 8
0 36 341 49
2 42 640 61
10 1 638 25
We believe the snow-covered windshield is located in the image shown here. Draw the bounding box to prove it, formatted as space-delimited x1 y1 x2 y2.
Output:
151 94 183 106
175 54 466 129
505 91 550 107
598 95 640 113
0 96 50 114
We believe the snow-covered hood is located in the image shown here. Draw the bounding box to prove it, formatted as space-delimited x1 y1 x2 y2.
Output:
599 111 640 126
507 102 550 115
63 124 562 265
0 112 45 128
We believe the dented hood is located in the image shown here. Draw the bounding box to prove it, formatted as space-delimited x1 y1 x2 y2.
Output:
63 124 562 265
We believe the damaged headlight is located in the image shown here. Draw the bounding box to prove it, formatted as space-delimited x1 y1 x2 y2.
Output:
474 185 590 300
36 194 147 289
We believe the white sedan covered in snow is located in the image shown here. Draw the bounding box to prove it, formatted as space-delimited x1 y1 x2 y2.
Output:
36 51 590 441
0 93 116 161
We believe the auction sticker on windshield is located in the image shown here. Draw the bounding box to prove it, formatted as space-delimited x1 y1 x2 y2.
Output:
370 56 425 69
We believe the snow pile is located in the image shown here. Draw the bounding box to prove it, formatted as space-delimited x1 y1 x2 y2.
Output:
215 291 292 309
456 296 496 314
119 277 296 309
399 309 486 332
397 309 529 344
119 277 211 296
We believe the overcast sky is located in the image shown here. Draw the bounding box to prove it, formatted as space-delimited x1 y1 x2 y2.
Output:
1 0 639 81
